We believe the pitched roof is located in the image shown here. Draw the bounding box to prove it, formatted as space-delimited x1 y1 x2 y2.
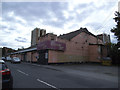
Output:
58 28 97 40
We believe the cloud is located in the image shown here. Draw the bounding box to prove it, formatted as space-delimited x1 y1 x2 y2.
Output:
15 37 27 42
1 25 7 29
110 33 118 43
1 1 118 49
2 2 68 30
85 22 102 31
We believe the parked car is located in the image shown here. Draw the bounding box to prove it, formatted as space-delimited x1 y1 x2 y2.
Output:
1 57 6 60
11 57 21 63
0 60 5 63
6 57 12 62
0 60 13 89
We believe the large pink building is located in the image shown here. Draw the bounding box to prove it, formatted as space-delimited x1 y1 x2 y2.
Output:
37 27 108 64
10 27 109 64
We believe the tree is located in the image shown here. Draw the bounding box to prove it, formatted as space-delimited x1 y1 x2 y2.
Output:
111 11 120 43
109 43 120 64
110 11 120 65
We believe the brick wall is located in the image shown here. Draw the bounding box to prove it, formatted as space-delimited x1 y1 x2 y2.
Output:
48 32 105 63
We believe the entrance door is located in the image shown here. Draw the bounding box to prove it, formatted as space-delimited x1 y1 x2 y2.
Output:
38 50 48 65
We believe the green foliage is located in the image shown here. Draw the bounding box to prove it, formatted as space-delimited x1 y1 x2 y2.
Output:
110 43 120 65
111 11 120 42
110 11 120 65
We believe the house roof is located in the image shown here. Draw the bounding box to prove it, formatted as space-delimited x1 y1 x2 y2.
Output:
58 28 97 40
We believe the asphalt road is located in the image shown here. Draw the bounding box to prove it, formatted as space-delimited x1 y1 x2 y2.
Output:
5 62 118 89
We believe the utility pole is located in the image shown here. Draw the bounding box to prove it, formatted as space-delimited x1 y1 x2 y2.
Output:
103 33 105 45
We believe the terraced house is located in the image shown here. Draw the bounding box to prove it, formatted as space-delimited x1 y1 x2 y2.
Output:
10 27 110 64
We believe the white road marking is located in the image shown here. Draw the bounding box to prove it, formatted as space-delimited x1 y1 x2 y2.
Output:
37 79 58 89
17 63 60 89
17 69 29 76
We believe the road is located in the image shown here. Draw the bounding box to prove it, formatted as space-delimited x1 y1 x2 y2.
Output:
5 62 118 89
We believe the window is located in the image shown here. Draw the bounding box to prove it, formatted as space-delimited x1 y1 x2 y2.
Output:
51 38 54 40
51 36 55 40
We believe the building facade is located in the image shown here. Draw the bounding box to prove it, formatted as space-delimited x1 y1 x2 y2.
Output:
10 27 110 64
37 28 108 64
31 27 46 46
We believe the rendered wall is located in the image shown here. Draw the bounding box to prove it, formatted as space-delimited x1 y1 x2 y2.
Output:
26 52 31 62
48 50 87 63
48 32 104 63
88 45 101 62
11 51 38 62
31 51 38 62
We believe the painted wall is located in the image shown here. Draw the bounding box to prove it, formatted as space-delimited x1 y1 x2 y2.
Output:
26 52 31 62
31 51 38 62
48 50 87 63
88 45 101 62
48 32 104 63
11 51 38 62
11 31 107 64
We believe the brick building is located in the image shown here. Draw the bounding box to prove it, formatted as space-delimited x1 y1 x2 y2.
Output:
1 47 16 57
31 27 46 46
37 28 108 64
10 27 110 64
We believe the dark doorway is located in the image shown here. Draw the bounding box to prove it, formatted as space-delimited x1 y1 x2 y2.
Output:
38 50 48 65
23 53 27 62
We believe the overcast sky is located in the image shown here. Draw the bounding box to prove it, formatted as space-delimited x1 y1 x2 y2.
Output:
0 0 119 50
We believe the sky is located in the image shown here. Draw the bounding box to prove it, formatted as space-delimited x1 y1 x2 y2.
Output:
0 0 119 50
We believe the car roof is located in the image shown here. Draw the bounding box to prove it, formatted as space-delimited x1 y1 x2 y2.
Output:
0 60 5 63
